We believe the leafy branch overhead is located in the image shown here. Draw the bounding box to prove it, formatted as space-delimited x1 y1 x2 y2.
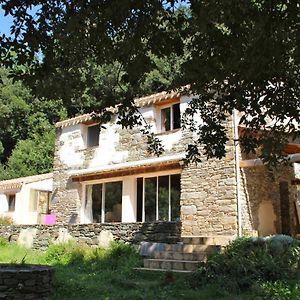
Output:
1 0 300 165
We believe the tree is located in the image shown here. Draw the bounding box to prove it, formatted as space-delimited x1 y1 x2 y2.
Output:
0 67 32 162
1 0 299 165
0 66 66 179
0 129 55 180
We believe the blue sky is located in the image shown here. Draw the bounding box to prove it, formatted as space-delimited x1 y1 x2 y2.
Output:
0 8 13 36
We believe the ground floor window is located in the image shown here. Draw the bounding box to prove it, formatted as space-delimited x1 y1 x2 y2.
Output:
87 181 122 223
7 194 15 212
29 190 52 213
136 174 180 222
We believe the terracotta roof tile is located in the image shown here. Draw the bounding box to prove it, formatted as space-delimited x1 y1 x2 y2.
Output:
134 85 190 107
0 173 53 191
56 86 190 128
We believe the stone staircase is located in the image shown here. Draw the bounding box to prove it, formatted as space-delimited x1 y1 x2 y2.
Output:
135 236 231 273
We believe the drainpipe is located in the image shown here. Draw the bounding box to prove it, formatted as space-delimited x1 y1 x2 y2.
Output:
233 109 242 237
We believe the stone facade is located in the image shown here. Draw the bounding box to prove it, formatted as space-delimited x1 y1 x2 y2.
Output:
240 164 299 236
0 222 181 250
181 157 237 236
50 94 300 239
51 96 241 237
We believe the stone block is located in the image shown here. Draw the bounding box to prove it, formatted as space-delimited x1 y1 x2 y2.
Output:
17 228 38 248
97 230 114 248
181 205 197 215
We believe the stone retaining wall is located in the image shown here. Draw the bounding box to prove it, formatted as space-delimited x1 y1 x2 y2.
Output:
0 264 54 300
0 222 181 250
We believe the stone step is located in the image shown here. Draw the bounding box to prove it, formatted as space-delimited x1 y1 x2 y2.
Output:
134 267 192 274
164 243 220 253
153 251 206 261
181 236 233 246
144 258 200 271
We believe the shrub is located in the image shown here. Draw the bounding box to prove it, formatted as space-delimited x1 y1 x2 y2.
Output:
0 216 13 225
105 241 141 270
0 236 8 247
258 281 300 300
45 241 87 265
190 235 300 291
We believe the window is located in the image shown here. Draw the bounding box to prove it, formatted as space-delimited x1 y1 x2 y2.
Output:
7 194 15 212
87 124 100 147
29 190 51 213
136 174 180 222
161 103 181 132
87 181 122 223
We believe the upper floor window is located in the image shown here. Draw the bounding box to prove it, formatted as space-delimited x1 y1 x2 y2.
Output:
161 103 181 132
7 194 15 212
87 124 100 147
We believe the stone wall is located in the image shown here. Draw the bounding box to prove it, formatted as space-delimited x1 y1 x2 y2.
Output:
51 127 81 224
116 127 193 162
180 117 238 237
0 264 54 299
0 222 181 250
181 158 237 236
240 165 299 236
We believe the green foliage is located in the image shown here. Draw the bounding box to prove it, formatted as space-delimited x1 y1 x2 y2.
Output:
1 1 299 164
0 236 9 247
0 129 55 179
257 281 300 300
2 240 298 299
0 242 45 264
0 216 13 225
0 67 32 162
190 235 300 292
45 241 88 265
0 66 66 179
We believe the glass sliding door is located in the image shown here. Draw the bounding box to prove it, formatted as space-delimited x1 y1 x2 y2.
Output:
158 176 169 221
139 174 181 222
91 184 102 223
88 181 122 223
145 177 157 222
105 181 122 222
171 174 180 221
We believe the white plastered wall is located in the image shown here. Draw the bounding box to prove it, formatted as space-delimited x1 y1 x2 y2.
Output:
0 189 19 222
0 178 53 225
58 96 194 171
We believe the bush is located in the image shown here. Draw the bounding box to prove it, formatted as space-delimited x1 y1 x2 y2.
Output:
258 281 300 300
0 236 8 247
0 216 13 225
105 241 141 270
190 235 300 291
45 241 87 265
45 240 141 272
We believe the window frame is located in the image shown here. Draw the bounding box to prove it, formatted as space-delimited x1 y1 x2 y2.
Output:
86 123 100 148
159 101 181 133
7 194 16 212
139 171 181 222
85 180 123 223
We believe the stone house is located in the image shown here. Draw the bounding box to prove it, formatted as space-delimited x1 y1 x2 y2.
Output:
49 90 300 239
0 173 53 224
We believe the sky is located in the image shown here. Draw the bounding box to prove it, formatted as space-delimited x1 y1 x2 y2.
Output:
0 8 13 36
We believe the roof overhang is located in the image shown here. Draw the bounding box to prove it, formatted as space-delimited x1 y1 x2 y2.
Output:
70 154 184 183
134 85 190 107
0 173 53 192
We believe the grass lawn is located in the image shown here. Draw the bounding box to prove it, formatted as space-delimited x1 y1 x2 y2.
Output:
0 240 298 300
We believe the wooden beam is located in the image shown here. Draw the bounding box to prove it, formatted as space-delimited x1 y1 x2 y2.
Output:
72 161 181 182
291 179 300 185
240 153 300 168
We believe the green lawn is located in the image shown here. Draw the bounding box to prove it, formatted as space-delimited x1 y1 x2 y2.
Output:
0 240 298 300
